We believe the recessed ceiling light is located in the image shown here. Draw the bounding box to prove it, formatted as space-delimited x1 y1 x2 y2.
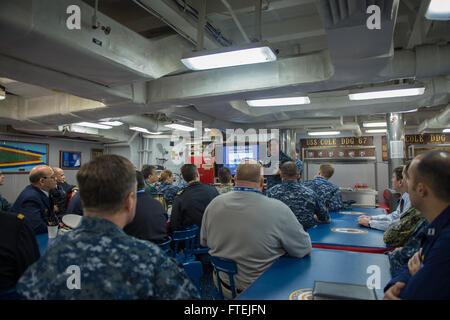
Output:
75 122 112 129
164 123 196 132
365 129 387 133
247 96 310 107
425 0 450 20
349 87 425 100
307 131 341 136
181 44 276 71
99 121 123 126
363 122 387 128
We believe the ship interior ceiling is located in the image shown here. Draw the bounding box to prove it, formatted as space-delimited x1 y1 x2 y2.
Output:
0 0 449 145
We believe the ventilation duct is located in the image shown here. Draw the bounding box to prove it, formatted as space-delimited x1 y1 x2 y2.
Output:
418 105 450 133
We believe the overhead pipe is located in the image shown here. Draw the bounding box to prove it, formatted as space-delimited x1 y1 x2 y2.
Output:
196 0 207 51
418 104 450 133
253 0 262 42
220 0 251 43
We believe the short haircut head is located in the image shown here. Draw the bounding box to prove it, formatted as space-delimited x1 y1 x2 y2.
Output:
77 155 136 214
136 171 145 190
141 165 156 179
29 165 51 184
412 151 450 202
159 170 173 182
181 164 198 182
393 166 404 181
281 161 299 179
320 163 335 179
235 160 262 183
218 166 232 184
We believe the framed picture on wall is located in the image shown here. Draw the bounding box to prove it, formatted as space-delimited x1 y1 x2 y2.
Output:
91 148 104 160
0 140 49 173
60 151 82 170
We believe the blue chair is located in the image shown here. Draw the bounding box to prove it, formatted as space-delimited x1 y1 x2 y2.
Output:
210 256 238 299
171 228 197 263
157 236 172 254
183 261 203 292
0 287 22 300
184 225 210 256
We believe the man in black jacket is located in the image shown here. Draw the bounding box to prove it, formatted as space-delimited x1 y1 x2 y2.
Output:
169 164 219 233
123 171 169 244
0 211 40 294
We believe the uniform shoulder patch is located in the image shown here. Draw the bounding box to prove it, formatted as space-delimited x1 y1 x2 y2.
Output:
17 213 25 220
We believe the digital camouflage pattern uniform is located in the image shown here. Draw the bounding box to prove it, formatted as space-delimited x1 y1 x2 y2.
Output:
303 177 344 212
383 207 423 247
388 219 428 276
216 183 234 195
156 182 180 207
267 180 329 230
264 151 293 191
16 216 200 300
295 158 303 180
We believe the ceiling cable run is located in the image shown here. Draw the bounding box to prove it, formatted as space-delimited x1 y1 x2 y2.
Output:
170 0 233 46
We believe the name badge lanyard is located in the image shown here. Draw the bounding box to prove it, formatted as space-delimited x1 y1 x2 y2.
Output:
234 187 263 195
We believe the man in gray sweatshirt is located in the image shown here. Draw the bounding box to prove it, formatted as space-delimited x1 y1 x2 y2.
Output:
201 160 312 294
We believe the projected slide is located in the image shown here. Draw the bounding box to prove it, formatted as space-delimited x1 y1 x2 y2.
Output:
223 144 259 175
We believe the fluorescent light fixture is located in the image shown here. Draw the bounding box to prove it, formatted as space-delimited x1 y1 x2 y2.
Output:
443 128 450 133
425 0 450 20
365 129 387 133
142 134 172 139
247 96 311 107
0 86 5 100
99 120 123 126
363 121 387 128
398 108 419 113
75 122 112 129
164 123 196 132
130 126 151 134
307 131 341 136
349 87 425 100
181 43 276 71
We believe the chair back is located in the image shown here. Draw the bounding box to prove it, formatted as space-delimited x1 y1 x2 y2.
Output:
210 256 238 299
172 228 197 262
157 236 172 254
183 261 203 291
183 225 210 255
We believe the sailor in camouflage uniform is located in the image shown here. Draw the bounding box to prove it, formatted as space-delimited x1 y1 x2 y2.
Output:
303 163 344 212
267 162 330 230
156 170 180 207
216 167 234 195
388 219 428 276
16 155 199 300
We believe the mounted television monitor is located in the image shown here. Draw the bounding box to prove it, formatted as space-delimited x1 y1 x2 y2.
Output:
221 144 259 175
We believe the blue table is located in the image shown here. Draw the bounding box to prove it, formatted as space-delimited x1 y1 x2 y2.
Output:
308 209 390 253
36 233 54 255
237 248 391 300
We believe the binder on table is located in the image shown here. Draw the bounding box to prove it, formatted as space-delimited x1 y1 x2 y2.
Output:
312 280 377 300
